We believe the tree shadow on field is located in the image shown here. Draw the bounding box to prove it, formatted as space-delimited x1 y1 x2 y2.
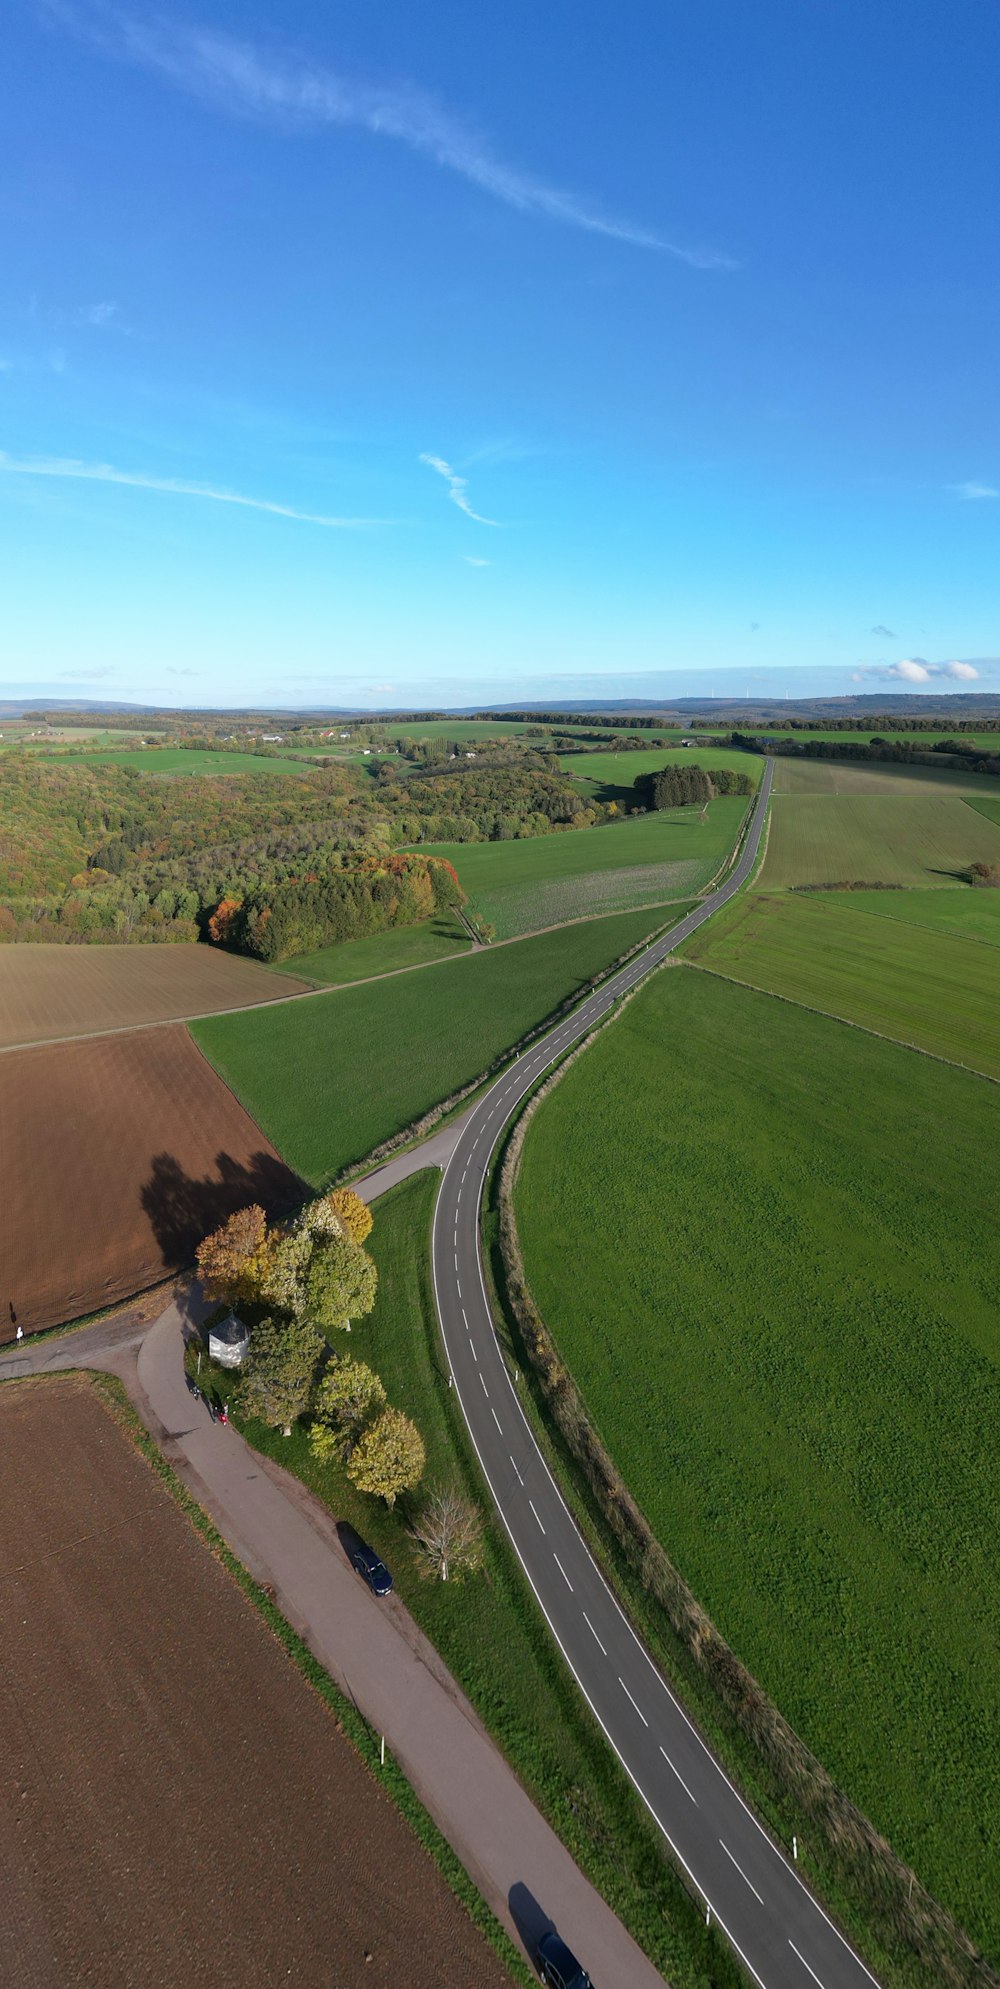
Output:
140 1149 305 1271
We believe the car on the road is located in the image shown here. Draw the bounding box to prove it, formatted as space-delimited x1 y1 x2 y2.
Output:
536 1930 593 1989
351 1544 393 1596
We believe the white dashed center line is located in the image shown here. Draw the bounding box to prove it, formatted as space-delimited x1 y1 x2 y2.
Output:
583 1612 607 1657
618 1677 649 1727
720 1839 764 1906
553 1553 573 1592
659 1747 697 1805
789 1943 826 1989
528 1499 546 1534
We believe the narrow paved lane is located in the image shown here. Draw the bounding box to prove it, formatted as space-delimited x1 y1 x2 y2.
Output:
432 766 880 1989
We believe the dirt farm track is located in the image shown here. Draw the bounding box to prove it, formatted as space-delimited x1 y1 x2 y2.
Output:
0 1377 511 1989
0 943 309 1049
0 1025 303 1336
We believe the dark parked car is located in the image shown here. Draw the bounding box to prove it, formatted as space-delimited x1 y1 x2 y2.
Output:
351 1544 393 1596
536 1931 593 1989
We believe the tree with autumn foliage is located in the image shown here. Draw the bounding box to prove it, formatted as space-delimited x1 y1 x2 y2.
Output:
325 1187 373 1245
347 1408 425 1508
196 1204 271 1307
207 895 243 946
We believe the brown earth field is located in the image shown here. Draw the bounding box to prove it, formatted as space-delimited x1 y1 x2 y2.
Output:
0 1025 304 1336
0 1376 512 1989
0 943 310 1050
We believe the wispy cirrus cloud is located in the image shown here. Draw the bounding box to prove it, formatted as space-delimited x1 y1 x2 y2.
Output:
420 453 499 526
75 299 130 331
948 480 998 500
852 658 981 684
0 450 381 526
462 554 492 567
42 3 735 268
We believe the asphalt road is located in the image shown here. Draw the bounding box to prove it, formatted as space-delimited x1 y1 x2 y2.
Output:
432 763 880 1989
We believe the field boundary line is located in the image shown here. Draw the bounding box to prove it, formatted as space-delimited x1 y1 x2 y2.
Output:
0 897 695 1054
679 958 1000 1088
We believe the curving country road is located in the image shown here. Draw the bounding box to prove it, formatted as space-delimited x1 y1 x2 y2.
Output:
432 762 880 1989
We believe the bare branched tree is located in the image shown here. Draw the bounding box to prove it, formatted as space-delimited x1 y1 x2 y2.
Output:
409 1486 484 1583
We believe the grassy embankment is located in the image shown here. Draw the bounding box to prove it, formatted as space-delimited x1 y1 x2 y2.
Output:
416 795 747 938
683 889 1000 1076
282 911 472 985
513 965 1000 1962
192 906 685 1185
196 1171 743 1989
760 792 1000 887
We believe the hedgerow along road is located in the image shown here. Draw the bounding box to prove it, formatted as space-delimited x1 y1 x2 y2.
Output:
432 761 879 1989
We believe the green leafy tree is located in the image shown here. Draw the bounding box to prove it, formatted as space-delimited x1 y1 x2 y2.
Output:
347 1408 425 1508
241 1314 323 1436
308 1356 387 1463
305 1234 378 1332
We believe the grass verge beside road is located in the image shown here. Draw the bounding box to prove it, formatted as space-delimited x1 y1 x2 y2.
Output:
512 966 1000 1965
194 1172 744 1989
192 906 687 1185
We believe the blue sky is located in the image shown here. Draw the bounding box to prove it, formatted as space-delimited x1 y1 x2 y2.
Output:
2 0 999 707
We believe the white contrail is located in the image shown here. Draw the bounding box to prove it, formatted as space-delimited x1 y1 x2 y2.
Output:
420 453 500 526
44 4 737 268
0 450 379 526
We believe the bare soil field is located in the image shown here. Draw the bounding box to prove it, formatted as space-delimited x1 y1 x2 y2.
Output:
0 944 309 1049
0 1025 303 1336
0 1377 512 1989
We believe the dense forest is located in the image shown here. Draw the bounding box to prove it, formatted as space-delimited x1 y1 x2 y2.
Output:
0 750 613 946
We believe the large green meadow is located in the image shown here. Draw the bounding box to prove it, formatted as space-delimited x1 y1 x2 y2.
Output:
771 756 1000 796
761 792 1000 887
282 910 471 985
835 883 1000 945
37 746 314 779
192 905 678 1183
560 747 761 803
514 965 1000 1958
683 889 1000 1076
417 796 746 937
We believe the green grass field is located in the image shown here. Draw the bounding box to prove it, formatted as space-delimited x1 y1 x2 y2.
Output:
761 793 1000 887
208 1171 738 1989
36 747 316 778
683 889 1000 1075
771 757 1000 796
966 795 1000 830
281 911 471 984
416 797 747 938
514 966 1000 1957
827 885 1000 947
559 747 761 803
759 728 1000 750
192 905 679 1183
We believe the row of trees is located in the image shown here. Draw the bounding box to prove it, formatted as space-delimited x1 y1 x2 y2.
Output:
732 730 1000 783
633 765 755 810
196 1189 428 1512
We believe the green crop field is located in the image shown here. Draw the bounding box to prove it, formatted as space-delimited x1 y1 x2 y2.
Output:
771 757 1000 796
761 793 1000 887
514 966 1000 1957
966 796 1000 830
683 889 1000 1076
827 885 1000 948
36 746 316 778
281 911 471 984
416 797 747 938
759 728 1000 749
192 905 681 1183
559 747 761 802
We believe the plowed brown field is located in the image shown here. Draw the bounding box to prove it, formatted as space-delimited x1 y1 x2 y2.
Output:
0 944 309 1049
0 1377 512 1989
0 1026 303 1336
